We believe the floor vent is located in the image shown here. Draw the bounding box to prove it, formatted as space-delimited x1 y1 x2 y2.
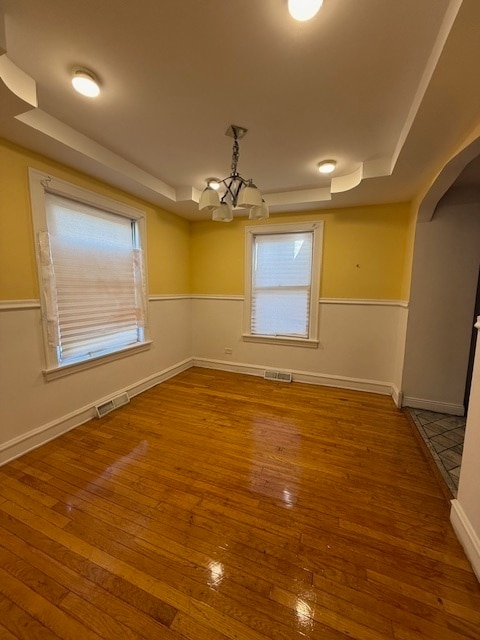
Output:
95 392 130 418
264 370 292 383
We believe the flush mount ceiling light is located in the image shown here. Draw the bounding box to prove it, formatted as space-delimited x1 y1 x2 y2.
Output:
199 125 269 222
318 159 337 174
71 69 100 98
288 0 324 21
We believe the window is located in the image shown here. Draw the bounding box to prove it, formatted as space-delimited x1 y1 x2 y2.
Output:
243 222 323 346
29 169 150 377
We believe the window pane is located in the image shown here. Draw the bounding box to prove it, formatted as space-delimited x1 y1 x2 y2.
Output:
252 289 310 337
45 193 144 365
251 231 313 338
254 232 313 287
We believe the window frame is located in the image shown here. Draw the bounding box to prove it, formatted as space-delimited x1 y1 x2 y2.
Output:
29 168 151 379
243 221 323 347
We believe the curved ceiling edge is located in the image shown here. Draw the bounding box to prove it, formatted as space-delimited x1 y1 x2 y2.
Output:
417 132 480 223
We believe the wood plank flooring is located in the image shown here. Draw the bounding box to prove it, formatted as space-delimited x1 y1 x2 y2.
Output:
1 367 479 639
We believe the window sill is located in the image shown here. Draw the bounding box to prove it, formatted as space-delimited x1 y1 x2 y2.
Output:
242 334 319 348
43 341 152 381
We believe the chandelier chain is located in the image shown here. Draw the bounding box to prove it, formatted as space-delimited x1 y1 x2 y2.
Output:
231 137 240 176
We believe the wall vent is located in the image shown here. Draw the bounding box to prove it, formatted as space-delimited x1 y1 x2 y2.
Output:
264 370 292 383
95 392 130 418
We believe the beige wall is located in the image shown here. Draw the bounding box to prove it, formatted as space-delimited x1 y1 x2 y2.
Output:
402 201 480 413
0 299 192 463
408 119 480 580
191 298 408 401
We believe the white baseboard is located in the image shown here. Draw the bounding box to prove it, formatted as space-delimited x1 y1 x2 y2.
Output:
126 358 193 399
192 357 396 398
402 396 464 416
391 385 403 408
0 358 193 467
0 356 400 467
450 499 480 583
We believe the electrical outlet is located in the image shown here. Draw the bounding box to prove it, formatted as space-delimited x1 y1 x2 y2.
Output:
224 348 233 355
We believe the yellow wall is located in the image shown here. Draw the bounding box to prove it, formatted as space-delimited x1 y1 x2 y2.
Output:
191 203 415 300
1 138 416 302
190 219 245 296
400 202 417 301
0 139 190 299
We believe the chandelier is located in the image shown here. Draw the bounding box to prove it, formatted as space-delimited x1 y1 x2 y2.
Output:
198 125 269 222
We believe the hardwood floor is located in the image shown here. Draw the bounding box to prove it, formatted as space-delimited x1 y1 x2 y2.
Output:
1 367 479 639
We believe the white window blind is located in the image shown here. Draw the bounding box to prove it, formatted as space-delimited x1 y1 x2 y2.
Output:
43 192 145 365
251 231 314 337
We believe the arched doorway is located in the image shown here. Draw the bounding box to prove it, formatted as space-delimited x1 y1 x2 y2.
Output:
402 139 480 494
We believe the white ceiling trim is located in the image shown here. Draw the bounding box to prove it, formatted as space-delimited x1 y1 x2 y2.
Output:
265 188 331 207
16 108 176 200
417 131 480 222
390 0 463 170
0 54 36 107
331 165 363 194
0 3 463 217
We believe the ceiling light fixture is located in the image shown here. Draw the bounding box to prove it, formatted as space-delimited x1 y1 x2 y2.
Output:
318 159 337 174
199 125 268 222
288 0 324 21
71 69 100 98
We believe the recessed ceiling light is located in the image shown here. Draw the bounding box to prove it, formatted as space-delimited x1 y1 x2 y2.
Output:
288 0 324 21
71 69 100 98
318 160 337 174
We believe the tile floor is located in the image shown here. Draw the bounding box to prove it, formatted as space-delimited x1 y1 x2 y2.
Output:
407 408 466 496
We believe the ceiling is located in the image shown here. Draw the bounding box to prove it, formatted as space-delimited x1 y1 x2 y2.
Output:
1 0 480 220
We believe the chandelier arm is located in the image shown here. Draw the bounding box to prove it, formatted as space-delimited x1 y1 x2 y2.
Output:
231 178 246 206
219 175 249 207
